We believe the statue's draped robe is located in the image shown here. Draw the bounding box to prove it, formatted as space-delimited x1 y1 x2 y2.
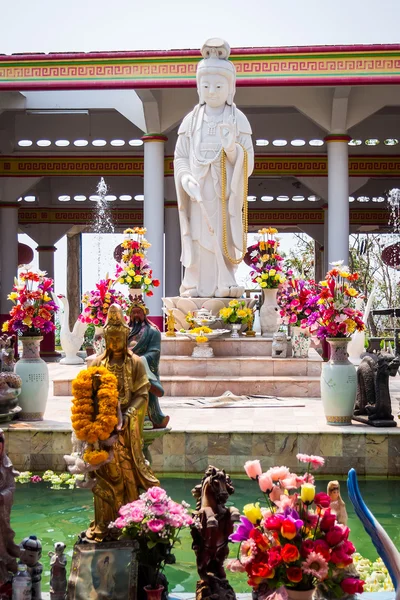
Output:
128 322 168 427
86 353 159 541
0 455 20 580
174 103 254 297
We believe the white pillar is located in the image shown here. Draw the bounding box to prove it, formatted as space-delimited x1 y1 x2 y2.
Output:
326 135 351 266
142 134 167 330
0 202 18 319
36 245 56 280
323 205 329 275
164 205 182 297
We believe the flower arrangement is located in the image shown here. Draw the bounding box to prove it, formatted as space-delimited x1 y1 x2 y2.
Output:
71 366 119 466
111 486 193 590
278 278 319 328
115 227 160 296
185 311 196 329
219 300 254 324
226 454 364 598
15 470 84 489
2 268 58 336
305 262 365 340
79 278 129 327
245 228 286 289
189 326 213 343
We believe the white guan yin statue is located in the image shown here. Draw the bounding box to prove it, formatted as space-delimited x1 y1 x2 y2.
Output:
174 38 254 298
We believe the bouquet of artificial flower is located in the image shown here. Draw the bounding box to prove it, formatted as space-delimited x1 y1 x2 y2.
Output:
2 268 58 336
305 262 365 340
220 300 254 324
79 278 129 327
111 487 193 591
115 227 160 297
245 228 287 289
226 454 364 598
278 278 319 327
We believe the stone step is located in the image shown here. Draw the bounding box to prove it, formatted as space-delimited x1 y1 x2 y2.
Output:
161 335 293 357
160 355 322 377
161 375 320 398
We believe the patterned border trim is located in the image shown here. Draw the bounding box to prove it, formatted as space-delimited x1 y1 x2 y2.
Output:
19 412 44 421
1 47 400 90
18 207 391 226
326 415 352 424
2 155 400 177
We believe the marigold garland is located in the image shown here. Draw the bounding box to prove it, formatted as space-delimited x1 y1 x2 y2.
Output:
71 366 119 465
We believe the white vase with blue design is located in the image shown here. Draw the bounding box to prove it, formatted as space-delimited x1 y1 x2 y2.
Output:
320 337 356 425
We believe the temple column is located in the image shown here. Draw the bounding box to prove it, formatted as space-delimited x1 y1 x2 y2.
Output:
0 202 19 329
142 134 167 330
323 204 329 275
325 135 351 266
67 232 82 331
36 245 58 358
164 205 182 297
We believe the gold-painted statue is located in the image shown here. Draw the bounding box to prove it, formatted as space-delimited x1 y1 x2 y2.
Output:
165 310 177 337
87 304 159 542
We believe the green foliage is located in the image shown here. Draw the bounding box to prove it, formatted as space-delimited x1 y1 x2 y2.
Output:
83 323 95 348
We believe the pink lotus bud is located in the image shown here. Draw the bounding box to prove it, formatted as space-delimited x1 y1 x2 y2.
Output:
244 460 262 480
258 472 273 493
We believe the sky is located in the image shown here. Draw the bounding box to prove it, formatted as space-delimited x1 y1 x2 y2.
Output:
1 0 400 55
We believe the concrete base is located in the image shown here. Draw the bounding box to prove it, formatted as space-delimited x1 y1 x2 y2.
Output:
161 335 292 357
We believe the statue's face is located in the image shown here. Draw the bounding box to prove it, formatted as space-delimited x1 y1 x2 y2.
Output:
130 307 145 324
106 333 125 353
199 73 230 108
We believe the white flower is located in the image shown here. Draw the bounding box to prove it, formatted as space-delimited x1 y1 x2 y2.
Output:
329 260 344 266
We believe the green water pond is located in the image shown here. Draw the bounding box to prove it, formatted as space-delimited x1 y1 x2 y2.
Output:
11 476 400 594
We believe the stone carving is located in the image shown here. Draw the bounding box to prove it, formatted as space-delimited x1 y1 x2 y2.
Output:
174 38 254 298
0 372 22 422
0 334 16 372
191 465 240 600
0 429 20 584
57 294 87 365
19 535 43 600
48 542 67 600
272 331 287 358
353 353 399 426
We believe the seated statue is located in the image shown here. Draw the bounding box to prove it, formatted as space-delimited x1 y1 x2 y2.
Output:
87 304 159 542
128 296 169 429
354 352 399 423
0 429 20 583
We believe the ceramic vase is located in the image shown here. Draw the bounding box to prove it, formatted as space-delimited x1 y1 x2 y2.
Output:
93 326 105 356
14 336 49 421
291 326 311 358
320 337 356 425
284 587 315 600
230 323 242 338
144 585 164 600
260 288 279 337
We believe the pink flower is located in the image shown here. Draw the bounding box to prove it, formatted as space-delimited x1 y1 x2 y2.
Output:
258 472 273 493
281 474 299 490
239 539 257 566
314 492 331 508
147 519 165 533
151 502 168 517
341 578 364 595
146 486 168 503
244 460 262 480
269 485 283 503
296 453 325 469
274 494 297 511
266 466 290 481
113 516 128 528
325 525 347 547
31 475 42 483
225 558 246 573
302 551 329 580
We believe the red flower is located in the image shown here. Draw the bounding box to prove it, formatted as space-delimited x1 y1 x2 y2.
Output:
341 578 364 595
320 509 336 532
325 525 347 547
265 515 284 531
313 539 331 561
281 519 297 540
152 279 160 287
250 528 269 552
330 548 353 566
146 291 153 297
341 540 356 555
281 544 300 563
286 567 303 583
250 562 275 579
314 492 331 508
267 546 282 568
300 539 315 558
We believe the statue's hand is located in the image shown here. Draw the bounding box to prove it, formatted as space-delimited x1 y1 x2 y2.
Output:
181 174 202 203
219 115 236 153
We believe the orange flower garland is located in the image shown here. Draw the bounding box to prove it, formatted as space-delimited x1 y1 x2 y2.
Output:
71 366 119 465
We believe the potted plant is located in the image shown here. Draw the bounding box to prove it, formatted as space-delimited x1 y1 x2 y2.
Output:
2 267 59 420
245 228 287 337
305 262 365 425
219 300 254 338
111 487 193 600
227 454 364 600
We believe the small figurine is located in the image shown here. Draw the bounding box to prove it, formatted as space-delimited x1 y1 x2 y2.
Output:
48 542 67 600
191 465 240 600
165 310 177 338
245 310 256 337
19 536 43 600
327 480 348 525
272 331 288 358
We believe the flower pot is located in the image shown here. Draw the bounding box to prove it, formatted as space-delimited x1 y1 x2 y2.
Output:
284 587 315 600
291 326 311 358
320 338 357 425
260 288 279 337
230 323 242 338
144 585 164 600
129 286 142 300
14 336 49 421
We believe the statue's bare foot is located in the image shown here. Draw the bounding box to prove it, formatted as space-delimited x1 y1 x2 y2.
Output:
180 288 199 298
229 286 245 298
215 286 230 298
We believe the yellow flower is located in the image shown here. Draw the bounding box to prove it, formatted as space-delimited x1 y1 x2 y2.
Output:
261 272 269 279
258 228 268 235
300 483 316 504
23 317 32 326
220 307 233 319
134 275 142 282
7 292 18 302
275 274 281 280
256 277 262 284
339 271 350 278
196 335 208 343
191 326 213 334
128 270 135 276
261 254 270 261
345 319 356 333
126 276 132 284
142 240 151 249
320 281 328 287
237 309 247 318
124 228 135 234
269 269 276 276
43 293 51 302
121 240 130 248
243 502 262 524
144 277 152 285
260 281 267 288
229 300 239 308
259 241 266 251
267 227 278 234
346 287 358 297
2 321 9 332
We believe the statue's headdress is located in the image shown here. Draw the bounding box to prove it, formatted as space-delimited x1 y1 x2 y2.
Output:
196 38 236 105
130 294 149 315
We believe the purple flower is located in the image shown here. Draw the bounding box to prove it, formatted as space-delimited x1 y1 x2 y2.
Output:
229 516 254 543
283 507 303 530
